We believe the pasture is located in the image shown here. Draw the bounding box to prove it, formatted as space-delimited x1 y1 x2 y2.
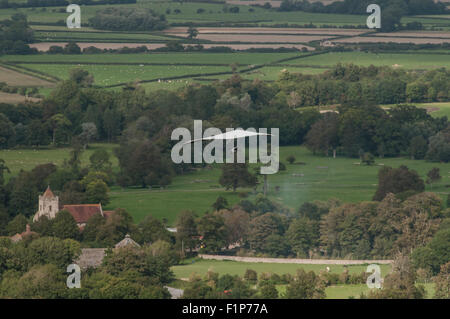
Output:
171 258 393 279
284 51 450 69
0 52 302 65
15 63 232 86
0 143 118 178
107 145 450 224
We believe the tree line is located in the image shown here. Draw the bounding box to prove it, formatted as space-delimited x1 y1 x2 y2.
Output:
88 7 168 31
0 13 36 55
0 0 136 9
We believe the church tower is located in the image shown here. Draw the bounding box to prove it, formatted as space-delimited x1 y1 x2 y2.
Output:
33 186 59 222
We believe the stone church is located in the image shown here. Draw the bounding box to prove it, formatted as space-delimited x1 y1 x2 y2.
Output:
33 186 113 228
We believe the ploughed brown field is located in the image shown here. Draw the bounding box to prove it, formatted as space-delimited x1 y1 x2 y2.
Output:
171 33 335 43
0 92 41 104
0 66 54 87
163 27 369 36
333 36 450 44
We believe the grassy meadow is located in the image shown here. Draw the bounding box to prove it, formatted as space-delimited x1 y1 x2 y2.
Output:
285 51 450 69
171 258 393 279
1 143 448 225
16 63 232 86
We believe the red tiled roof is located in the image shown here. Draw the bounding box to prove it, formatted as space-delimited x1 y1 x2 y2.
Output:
42 186 55 198
62 204 103 224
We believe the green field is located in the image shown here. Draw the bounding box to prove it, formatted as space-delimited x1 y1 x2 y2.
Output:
1 143 449 226
417 102 450 119
0 2 367 26
0 143 118 177
1 0 448 32
278 282 435 299
34 30 175 42
171 258 392 279
0 52 309 88
107 145 450 224
285 52 450 69
0 52 302 65
241 66 329 80
15 63 232 86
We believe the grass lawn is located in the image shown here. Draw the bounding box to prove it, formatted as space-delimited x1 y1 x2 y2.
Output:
171 258 392 279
